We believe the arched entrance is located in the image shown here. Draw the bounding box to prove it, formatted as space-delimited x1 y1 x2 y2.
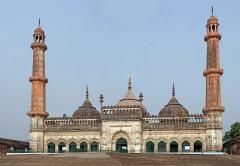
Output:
170 141 178 152
116 137 128 153
158 141 166 152
91 141 98 152
58 142 66 153
47 142 55 153
194 140 203 152
146 141 154 153
80 142 88 152
69 142 77 152
182 140 190 152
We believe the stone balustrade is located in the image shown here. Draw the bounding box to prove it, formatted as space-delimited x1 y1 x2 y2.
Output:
44 118 101 131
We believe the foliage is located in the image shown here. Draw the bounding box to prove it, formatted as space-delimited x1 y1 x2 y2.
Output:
223 122 240 142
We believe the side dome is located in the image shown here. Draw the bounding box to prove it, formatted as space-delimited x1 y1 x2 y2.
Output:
159 84 189 117
72 87 100 119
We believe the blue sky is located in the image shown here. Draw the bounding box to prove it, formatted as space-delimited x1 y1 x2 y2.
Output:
0 0 239 141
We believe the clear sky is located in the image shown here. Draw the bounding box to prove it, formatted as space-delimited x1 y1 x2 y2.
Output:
0 0 239 141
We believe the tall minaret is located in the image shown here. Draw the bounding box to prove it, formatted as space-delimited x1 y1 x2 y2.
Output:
203 7 224 151
28 19 48 152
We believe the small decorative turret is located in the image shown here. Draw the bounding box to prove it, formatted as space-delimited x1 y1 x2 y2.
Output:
100 93 104 112
86 85 89 99
128 77 132 91
139 92 143 102
172 82 175 97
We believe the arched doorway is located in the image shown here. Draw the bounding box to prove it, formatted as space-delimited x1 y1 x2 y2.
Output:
146 141 154 153
69 142 77 152
170 141 178 152
194 140 203 152
58 142 66 153
116 137 128 153
47 142 55 153
182 140 190 152
91 141 98 152
158 141 166 152
80 142 88 152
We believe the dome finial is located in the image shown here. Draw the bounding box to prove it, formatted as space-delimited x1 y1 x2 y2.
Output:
38 18 41 27
172 82 175 97
128 77 132 91
86 85 89 99
211 6 214 15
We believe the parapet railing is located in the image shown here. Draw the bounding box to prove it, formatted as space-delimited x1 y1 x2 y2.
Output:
142 114 207 130
44 118 101 131
101 106 143 120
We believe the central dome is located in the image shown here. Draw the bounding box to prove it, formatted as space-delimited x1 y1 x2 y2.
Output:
72 87 100 119
159 84 189 117
116 81 140 107
116 78 148 113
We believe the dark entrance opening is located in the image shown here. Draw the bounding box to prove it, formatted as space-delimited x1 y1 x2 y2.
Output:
146 141 154 153
80 142 88 152
170 141 178 152
58 142 66 153
158 141 166 152
69 142 77 152
194 140 203 152
182 140 190 152
116 137 128 153
91 141 98 152
47 142 55 153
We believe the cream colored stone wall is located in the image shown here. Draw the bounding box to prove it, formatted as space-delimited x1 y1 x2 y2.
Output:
142 129 206 152
101 120 142 153
29 116 45 152
44 131 101 152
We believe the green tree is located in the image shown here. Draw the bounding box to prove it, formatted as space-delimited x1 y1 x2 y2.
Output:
223 131 231 142
223 122 240 141
230 122 240 138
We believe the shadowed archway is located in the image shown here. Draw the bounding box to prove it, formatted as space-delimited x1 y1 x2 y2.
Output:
116 137 128 153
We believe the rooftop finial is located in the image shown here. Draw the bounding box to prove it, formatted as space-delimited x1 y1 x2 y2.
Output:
172 82 175 97
211 6 214 15
128 77 132 91
86 85 89 99
38 18 41 27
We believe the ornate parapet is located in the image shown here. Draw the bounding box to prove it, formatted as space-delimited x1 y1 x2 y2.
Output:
44 117 101 132
142 114 207 130
101 105 142 120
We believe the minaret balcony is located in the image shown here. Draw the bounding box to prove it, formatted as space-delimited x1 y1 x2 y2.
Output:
28 111 49 118
31 42 47 50
202 106 225 114
29 76 48 83
204 32 221 41
203 68 223 76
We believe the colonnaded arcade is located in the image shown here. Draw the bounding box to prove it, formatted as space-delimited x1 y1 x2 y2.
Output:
28 9 225 153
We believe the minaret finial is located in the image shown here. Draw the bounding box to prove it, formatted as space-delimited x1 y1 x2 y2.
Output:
38 18 41 27
172 82 175 97
211 6 214 15
128 77 132 90
86 85 89 99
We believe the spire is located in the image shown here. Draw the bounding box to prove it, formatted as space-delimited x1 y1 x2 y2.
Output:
128 77 132 91
38 18 41 27
172 82 175 97
211 6 214 15
86 85 89 99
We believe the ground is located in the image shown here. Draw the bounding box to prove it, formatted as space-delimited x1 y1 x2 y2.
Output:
0 153 240 166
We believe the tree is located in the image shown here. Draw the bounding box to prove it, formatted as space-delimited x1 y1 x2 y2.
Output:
223 131 231 142
223 122 240 142
230 122 240 138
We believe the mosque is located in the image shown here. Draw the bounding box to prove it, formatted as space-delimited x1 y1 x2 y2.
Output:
28 9 224 153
